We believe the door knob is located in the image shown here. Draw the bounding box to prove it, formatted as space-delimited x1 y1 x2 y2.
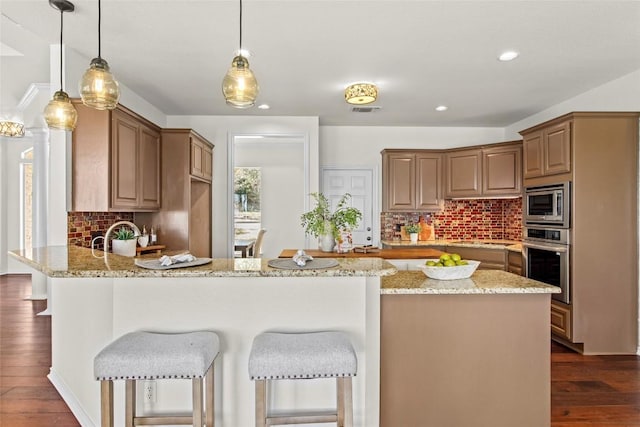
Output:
367 236 372 241
366 227 371 231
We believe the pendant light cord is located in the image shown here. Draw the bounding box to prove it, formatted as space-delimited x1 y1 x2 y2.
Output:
239 0 243 52
59 7 64 91
97 0 102 59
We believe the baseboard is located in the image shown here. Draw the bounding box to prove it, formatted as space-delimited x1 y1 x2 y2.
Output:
48 368 95 427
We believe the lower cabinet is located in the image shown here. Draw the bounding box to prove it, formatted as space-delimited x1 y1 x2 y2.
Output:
551 301 572 341
507 250 523 275
446 245 506 270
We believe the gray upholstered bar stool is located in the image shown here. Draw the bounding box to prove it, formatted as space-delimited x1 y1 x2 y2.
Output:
249 331 357 427
94 331 219 427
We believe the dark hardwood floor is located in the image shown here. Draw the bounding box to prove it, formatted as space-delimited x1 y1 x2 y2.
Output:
1 274 639 426
0 274 79 426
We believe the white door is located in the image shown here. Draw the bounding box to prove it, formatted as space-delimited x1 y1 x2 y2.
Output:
322 167 376 246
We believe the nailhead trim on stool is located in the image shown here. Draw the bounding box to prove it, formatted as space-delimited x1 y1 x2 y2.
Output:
94 331 219 427
249 331 357 427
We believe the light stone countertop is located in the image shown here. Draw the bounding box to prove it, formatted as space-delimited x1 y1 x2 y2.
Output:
381 239 523 252
9 246 397 278
381 269 560 295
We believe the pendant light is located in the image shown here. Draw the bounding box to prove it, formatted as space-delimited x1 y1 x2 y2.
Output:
44 0 78 131
222 0 259 108
79 0 120 110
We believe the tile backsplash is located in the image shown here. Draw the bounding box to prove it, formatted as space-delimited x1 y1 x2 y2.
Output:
67 212 134 248
381 198 522 241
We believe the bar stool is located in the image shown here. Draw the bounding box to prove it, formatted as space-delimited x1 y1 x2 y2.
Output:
94 331 219 427
248 331 357 427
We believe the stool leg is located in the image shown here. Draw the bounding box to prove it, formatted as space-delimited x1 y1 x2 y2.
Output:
125 380 135 427
343 377 353 427
206 363 214 427
100 380 113 427
193 377 204 427
255 379 267 427
337 377 345 427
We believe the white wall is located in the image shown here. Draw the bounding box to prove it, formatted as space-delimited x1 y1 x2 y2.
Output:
165 115 319 258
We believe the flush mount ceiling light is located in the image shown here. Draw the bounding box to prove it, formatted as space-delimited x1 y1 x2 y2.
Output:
0 120 25 138
79 0 120 110
435 105 448 112
345 83 377 105
222 0 259 108
498 51 519 61
44 0 78 131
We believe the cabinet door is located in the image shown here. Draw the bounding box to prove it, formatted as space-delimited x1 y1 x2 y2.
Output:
507 250 523 276
523 131 544 179
202 144 213 181
447 246 506 270
415 153 443 210
138 125 161 209
111 110 140 209
482 145 522 196
544 120 571 176
445 149 481 198
190 137 205 178
384 153 416 211
551 301 572 340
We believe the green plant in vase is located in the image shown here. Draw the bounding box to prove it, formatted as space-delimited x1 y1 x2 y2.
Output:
112 227 137 257
300 192 362 252
405 223 421 243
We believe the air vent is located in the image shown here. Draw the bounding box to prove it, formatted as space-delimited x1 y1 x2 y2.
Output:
351 105 382 113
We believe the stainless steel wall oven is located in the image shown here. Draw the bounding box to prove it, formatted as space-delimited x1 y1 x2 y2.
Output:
523 226 570 304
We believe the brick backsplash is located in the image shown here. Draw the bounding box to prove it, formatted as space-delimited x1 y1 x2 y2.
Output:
67 212 134 248
381 198 522 241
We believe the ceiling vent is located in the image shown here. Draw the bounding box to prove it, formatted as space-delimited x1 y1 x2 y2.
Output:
351 105 382 113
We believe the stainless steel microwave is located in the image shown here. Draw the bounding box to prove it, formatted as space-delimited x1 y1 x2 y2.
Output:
524 182 571 228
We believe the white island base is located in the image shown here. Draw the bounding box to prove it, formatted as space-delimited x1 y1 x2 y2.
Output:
49 274 382 427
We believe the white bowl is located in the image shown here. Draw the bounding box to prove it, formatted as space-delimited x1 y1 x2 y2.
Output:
419 259 481 280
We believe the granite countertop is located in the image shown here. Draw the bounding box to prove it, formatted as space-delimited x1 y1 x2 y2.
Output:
381 239 523 252
381 270 560 295
9 246 397 278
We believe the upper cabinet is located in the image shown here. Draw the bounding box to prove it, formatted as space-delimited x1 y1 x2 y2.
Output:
71 101 161 212
444 142 522 199
382 150 443 212
521 118 571 180
190 133 213 182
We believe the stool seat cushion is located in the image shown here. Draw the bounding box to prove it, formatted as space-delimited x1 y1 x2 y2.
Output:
249 331 357 380
94 331 219 380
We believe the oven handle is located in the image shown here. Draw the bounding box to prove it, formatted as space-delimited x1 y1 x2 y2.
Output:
522 241 569 253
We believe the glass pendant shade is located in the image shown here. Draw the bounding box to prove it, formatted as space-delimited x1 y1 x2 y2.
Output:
79 57 120 110
0 121 25 137
44 91 78 131
222 55 259 108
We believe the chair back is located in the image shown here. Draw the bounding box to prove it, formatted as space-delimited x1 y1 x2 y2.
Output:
253 229 267 258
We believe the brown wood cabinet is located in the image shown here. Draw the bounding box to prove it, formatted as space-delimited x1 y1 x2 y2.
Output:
136 129 214 257
550 301 572 341
70 101 161 212
190 134 213 182
381 150 443 212
520 112 639 354
444 141 522 198
507 249 523 276
522 119 571 180
446 245 506 270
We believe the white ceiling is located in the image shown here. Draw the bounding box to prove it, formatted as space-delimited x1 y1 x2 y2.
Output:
1 0 640 127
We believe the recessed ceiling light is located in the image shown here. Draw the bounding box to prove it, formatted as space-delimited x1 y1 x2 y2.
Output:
257 104 270 110
435 105 448 112
498 51 519 61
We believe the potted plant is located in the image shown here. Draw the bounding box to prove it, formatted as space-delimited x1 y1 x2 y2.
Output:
300 192 362 252
111 227 137 257
405 223 421 244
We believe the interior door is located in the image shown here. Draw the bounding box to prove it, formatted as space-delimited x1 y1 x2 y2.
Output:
322 168 374 246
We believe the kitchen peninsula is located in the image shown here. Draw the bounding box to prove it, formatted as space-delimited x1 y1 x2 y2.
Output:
10 246 558 427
